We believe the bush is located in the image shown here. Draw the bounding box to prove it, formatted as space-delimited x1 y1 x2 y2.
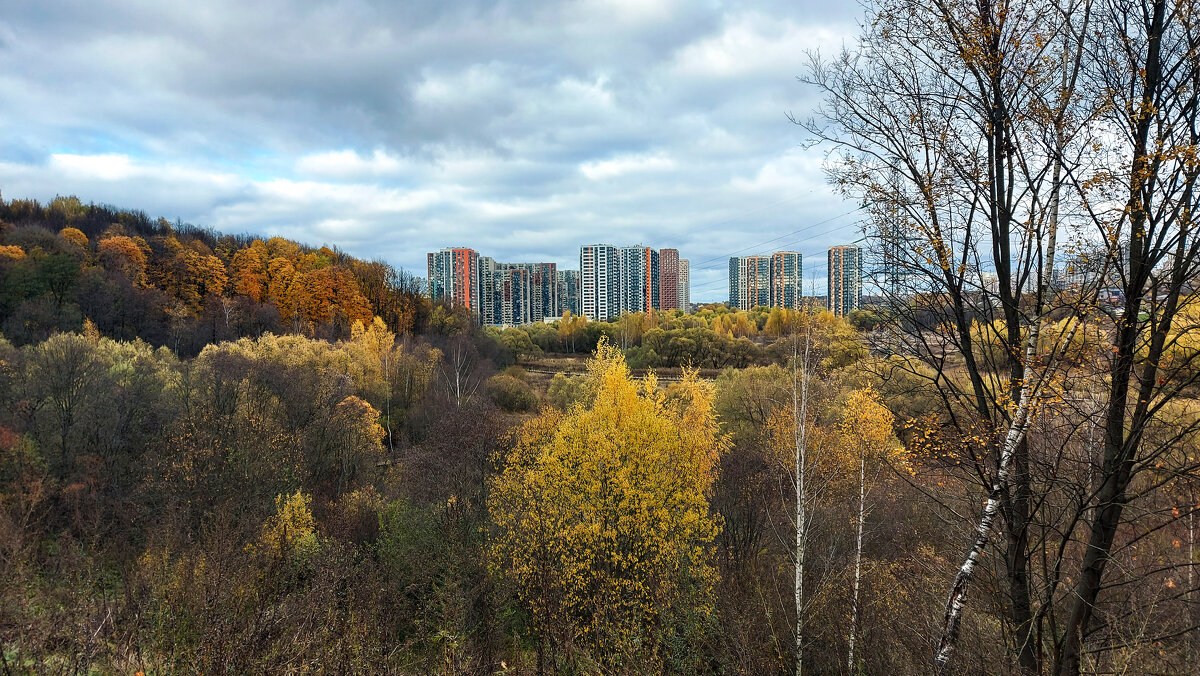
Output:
485 373 538 412
547 372 594 410
499 327 542 360
625 346 662 369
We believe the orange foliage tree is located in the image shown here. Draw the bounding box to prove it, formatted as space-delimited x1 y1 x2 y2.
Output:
97 235 148 285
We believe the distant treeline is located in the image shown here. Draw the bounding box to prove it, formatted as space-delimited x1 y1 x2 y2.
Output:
490 304 873 369
0 195 444 353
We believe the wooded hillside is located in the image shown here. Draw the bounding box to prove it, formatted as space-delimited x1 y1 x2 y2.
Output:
0 195 432 353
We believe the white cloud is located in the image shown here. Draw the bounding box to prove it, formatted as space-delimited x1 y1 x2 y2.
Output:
579 0 678 24
412 63 511 109
730 147 826 194
580 152 675 180
49 153 137 181
295 149 409 178
670 14 849 80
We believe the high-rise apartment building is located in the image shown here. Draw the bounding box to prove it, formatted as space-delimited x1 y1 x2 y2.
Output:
770 251 803 309
828 245 862 316
557 269 580 316
475 260 558 327
580 244 620 321
659 248 680 310
618 246 660 313
427 247 480 311
678 259 690 311
497 265 534 326
618 246 644 314
433 242 679 323
478 256 500 324
512 262 557 322
729 256 770 310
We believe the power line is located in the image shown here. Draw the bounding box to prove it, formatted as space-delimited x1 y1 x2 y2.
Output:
688 206 862 269
682 187 822 237
687 224 867 295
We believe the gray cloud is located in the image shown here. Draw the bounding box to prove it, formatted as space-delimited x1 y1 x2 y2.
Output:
0 0 865 301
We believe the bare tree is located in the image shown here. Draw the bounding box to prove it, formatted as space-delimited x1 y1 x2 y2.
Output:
1054 1 1200 671
437 336 486 408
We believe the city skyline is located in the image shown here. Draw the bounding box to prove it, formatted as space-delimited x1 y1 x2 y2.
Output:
422 227 858 305
430 243 693 324
429 240 868 326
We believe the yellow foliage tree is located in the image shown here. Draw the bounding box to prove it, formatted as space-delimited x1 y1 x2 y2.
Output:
250 490 318 563
731 311 758 338
229 242 269 301
557 310 586 352
58 227 89 253
490 339 725 671
764 306 787 337
331 395 386 494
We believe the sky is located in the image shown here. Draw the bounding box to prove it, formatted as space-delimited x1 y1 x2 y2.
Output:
0 0 866 302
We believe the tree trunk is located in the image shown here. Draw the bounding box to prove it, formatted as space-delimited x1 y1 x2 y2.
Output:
794 335 811 676
1055 475 1126 675
1190 508 1196 669
936 335 1043 670
848 453 865 675
1056 4 1169 671
1005 437 1038 674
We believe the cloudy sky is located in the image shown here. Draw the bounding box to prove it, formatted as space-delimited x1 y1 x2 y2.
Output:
0 0 865 301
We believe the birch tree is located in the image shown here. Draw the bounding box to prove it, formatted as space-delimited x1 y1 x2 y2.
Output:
803 0 1200 670
793 333 811 676
767 315 843 676
835 387 903 674
437 336 484 408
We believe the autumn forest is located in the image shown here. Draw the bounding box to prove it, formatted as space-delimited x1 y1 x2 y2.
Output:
6 0 1200 674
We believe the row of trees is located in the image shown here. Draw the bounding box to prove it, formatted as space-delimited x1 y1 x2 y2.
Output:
496 306 870 370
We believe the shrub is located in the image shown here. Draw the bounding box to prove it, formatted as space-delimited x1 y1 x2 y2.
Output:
546 372 594 410
486 373 538 412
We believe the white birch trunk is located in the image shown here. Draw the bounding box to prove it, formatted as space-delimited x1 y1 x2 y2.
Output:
1190 508 1196 671
383 348 394 452
934 57 1080 668
794 335 811 676
848 453 865 674
934 378 1039 669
